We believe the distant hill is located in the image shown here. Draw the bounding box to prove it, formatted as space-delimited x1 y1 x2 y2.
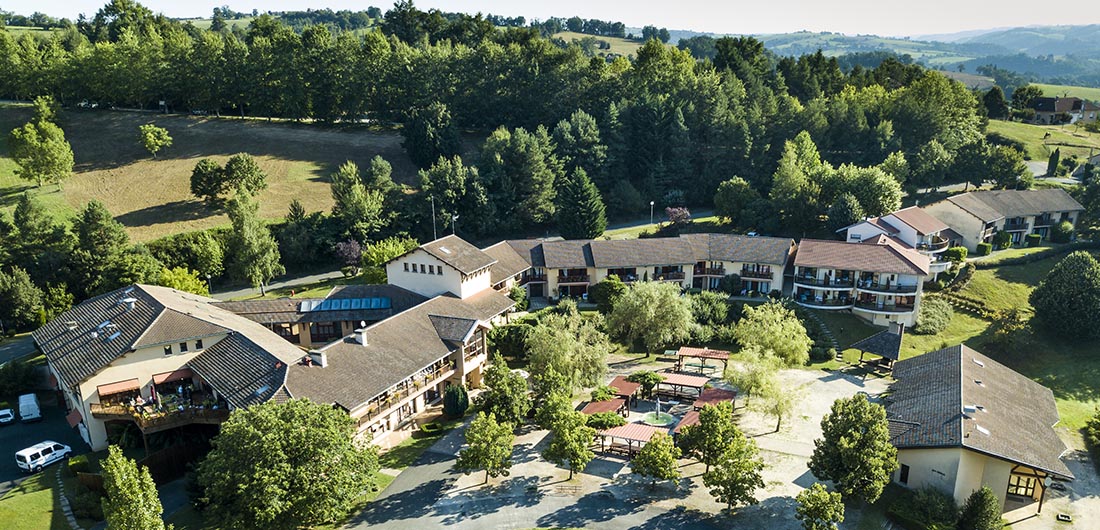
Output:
958 24 1100 56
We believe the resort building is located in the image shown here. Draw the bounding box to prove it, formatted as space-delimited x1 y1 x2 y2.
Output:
922 189 1083 250
841 206 961 279
792 238 930 326
886 345 1073 513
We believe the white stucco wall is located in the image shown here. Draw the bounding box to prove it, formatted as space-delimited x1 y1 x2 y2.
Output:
386 249 464 298
923 202 988 251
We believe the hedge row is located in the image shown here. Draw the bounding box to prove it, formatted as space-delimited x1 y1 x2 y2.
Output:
945 263 975 293
973 240 1100 270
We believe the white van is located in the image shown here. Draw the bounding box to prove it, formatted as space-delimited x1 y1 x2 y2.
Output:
15 441 71 473
18 394 41 423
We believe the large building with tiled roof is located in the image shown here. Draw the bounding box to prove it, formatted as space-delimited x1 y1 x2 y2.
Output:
841 206 961 279
923 189 1083 250
486 234 795 299
885 345 1073 513
793 238 930 326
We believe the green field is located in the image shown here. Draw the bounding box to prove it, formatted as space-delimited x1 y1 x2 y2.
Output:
0 470 72 530
1035 83 1100 102
182 17 259 31
552 31 646 57
0 106 420 242
986 118 1100 161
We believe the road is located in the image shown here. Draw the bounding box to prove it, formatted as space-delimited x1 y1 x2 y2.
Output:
0 335 36 366
211 269 345 301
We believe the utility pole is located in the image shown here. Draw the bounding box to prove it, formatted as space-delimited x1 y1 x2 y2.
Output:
431 196 437 240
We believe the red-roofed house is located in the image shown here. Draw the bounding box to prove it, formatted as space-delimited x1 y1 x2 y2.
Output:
841 206 961 278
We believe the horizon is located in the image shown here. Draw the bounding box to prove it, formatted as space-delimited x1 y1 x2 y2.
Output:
4 0 1100 39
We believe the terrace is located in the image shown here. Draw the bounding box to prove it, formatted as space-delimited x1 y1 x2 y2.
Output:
916 235 950 253
357 358 456 425
853 300 916 313
90 402 230 435
739 267 773 279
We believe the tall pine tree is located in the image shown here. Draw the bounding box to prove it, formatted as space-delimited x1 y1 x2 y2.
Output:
556 168 607 240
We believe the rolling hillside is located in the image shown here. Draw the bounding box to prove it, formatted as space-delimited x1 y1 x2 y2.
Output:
1035 83 1100 101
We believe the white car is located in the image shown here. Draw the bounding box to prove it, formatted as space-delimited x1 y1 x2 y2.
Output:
15 441 72 473
0 409 14 425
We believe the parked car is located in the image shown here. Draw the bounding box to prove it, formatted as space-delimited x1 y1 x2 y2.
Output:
18 393 41 422
15 441 72 473
0 408 14 425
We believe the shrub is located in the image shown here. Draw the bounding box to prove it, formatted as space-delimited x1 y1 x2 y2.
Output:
1051 221 1074 243
508 285 529 311
590 385 617 402
689 323 714 344
68 454 91 474
586 411 627 430
975 242 992 256
992 231 1011 250
1025 233 1041 247
888 487 959 530
443 385 469 418
1085 408 1100 473
958 486 1005 530
942 246 967 262
0 360 37 397
809 347 831 362
913 297 953 335
488 322 533 360
71 489 104 521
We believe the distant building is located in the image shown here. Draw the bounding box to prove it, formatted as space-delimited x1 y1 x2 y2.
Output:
922 189 1083 250
1029 96 1099 125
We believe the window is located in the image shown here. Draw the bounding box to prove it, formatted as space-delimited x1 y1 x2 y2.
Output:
163 345 172 356
428 265 435 274
196 339 203 349
179 342 188 352
404 263 409 272
437 267 443 275
899 464 910 484
420 264 426 274
41 447 53 457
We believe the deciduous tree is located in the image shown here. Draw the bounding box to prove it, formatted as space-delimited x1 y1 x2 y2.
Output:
478 352 532 426
795 483 845 530
156 267 209 295
225 190 284 295
8 118 74 189
190 158 225 204
0 267 44 332
631 432 681 486
526 306 609 390
826 192 864 234
606 281 693 357
1030 251 1100 339
224 153 268 196
542 410 595 480
330 161 385 242
808 394 897 503
679 402 737 472
101 445 167 530
455 412 516 484
732 301 812 366
589 274 627 314
403 101 462 169
714 177 759 226
138 123 172 158
702 432 766 512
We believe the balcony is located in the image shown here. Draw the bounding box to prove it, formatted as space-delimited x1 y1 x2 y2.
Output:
855 281 919 294
557 274 590 284
520 273 547 284
928 260 952 274
916 236 950 253
795 296 853 310
793 276 854 290
1033 216 1054 227
693 267 726 277
1003 220 1028 231
90 403 230 434
853 301 916 314
658 271 686 281
359 363 456 423
739 268 772 280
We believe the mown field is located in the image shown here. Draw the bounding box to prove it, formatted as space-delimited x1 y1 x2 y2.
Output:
1035 82 1100 102
552 31 645 56
0 106 421 241
986 118 1100 161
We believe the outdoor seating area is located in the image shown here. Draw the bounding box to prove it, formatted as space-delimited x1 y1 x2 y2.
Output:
654 372 710 401
692 387 737 410
580 398 628 417
674 346 731 374
608 375 641 408
596 423 667 457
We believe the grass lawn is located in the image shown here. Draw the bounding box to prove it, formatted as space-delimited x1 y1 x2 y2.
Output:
378 416 465 471
969 243 1056 266
986 118 1100 161
603 215 724 240
0 470 72 530
1034 82 1100 102
552 31 645 56
0 106 417 242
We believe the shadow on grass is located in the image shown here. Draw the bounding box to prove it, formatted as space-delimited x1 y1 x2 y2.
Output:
115 199 217 228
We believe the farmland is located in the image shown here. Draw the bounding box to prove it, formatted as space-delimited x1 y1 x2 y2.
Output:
986 118 1100 161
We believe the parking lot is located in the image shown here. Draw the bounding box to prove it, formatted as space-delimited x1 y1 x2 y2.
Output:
0 392 88 497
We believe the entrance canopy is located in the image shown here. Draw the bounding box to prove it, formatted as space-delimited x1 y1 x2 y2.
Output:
97 378 140 397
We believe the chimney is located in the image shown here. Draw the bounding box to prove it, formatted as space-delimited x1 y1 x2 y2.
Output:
354 328 367 346
309 350 328 368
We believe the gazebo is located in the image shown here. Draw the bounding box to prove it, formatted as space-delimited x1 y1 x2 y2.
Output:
608 375 642 409
851 322 904 372
580 398 628 417
674 346 731 374
655 372 710 401
692 387 737 410
672 409 700 438
596 423 667 457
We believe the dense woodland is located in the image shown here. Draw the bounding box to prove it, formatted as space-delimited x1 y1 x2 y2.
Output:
0 0 1045 331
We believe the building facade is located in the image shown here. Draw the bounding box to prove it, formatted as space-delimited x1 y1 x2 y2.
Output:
923 189 1084 251
842 206 961 279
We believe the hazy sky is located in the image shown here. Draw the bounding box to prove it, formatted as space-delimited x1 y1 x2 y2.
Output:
9 0 1100 37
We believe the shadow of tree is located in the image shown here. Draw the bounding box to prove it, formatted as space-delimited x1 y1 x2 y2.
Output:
346 478 454 526
435 475 545 525
625 505 721 530
535 490 641 528
114 199 217 228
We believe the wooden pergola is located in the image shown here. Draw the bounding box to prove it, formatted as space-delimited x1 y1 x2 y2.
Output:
596 423 667 457
692 387 737 410
672 410 700 439
674 346 731 374
580 398 628 418
608 376 642 409
655 372 710 401
851 326 903 372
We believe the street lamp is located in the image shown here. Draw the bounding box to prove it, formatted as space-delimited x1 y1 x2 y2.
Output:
649 200 655 226
205 274 212 293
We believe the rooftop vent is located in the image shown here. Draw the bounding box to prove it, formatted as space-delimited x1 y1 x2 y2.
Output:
309 350 328 368
119 297 137 310
963 405 978 414
439 246 452 254
354 328 367 346
972 358 985 367
975 424 991 436
64 321 78 332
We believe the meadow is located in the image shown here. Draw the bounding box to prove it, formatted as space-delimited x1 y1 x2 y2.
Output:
986 118 1100 161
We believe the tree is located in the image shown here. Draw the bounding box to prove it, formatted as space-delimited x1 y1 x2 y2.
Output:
552 109 607 182
988 146 1030 189
982 87 1009 120
606 281 693 357
225 190 284 295
589 274 627 314
770 132 826 233
365 155 396 194
627 370 664 399
795 483 845 530
690 290 729 326
679 402 737 472
723 345 780 405
478 352 532 426
480 125 562 228
912 139 952 189
826 192 864 234
1011 84 1043 113
631 432 681 486
542 410 596 480
1030 251 1100 339
197 400 379 530
1047 148 1061 178
556 168 606 240
808 394 898 503
878 151 910 184
732 301 812 366
957 486 1005 530
361 236 418 283
525 306 610 391
70 200 146 298
190 158 225 204
0 267 44 332
101 445 166 530
156 267 209 295
138 123 172 158
8 118 74 189
702 432 766 512
1050 220 1074 243
534 384 573 430
590 385 617 402
224 153 268 196
455 412 516 484
444 384 470 418
755 382 797 432
714 177 759 226
330 161 385 242
403 101 462 169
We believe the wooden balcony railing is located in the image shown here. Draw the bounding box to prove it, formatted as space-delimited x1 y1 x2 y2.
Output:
739 268 772 279
359 363 456 423
557 274 590 284
90 403 230 434
520 274 547 284
660 271 686 280
693 267 726 276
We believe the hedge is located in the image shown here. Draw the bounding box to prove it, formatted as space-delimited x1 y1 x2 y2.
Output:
1025 233 1042 247
942 246 967 262
1051 221 1074 243
975 242 992 256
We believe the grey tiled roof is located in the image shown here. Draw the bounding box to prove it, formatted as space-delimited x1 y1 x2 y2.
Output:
506 239 545 268
483 241 533 285
795 239 930 276
499 233 795 270
886 345 1072 479
285 289 514 411
541 240 594 269
132 310 227 348
428 315 479 343
681 233 795 266
211 285 427 325
589 238 695 268
946 189 1083 222
189 333 292 409
888 207 949 236
420 235 497 275
850 329 902 360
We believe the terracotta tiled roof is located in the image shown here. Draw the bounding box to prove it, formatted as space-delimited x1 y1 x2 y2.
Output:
658 372 710 388
694 388 737 408
581 398 626 415
609 376 641 398
598 423 668 442
794 239 930 276
886 345 1072 479
677 346 731 361
673 410 700 434
888 207 950 236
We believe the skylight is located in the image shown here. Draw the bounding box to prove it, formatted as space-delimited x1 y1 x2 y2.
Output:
439 246 452 254
972 358 985 367
975 425 990 436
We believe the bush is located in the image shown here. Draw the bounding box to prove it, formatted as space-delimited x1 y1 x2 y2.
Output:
913 297 954 335
942 246 967 262
992 231 1011 250
488 322 533 359
888 487 959 530
689 323 714 344
0 360 37 397
71 489 104 521
1025 233 1041 247
443 385 469 418
1085 408 1100 473
508 285 529 311
809 347 831 362
586 411 627 430
68 454 91 474
1051 221 1074 243
591 385 617 402
975 242 992 256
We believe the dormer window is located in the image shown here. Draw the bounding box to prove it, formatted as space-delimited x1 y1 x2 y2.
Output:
196 339 203 349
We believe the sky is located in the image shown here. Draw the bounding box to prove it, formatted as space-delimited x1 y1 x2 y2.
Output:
7 0 1100 38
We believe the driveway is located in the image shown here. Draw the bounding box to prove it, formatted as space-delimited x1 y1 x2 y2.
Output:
0 335 36 366
0 392 87 497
